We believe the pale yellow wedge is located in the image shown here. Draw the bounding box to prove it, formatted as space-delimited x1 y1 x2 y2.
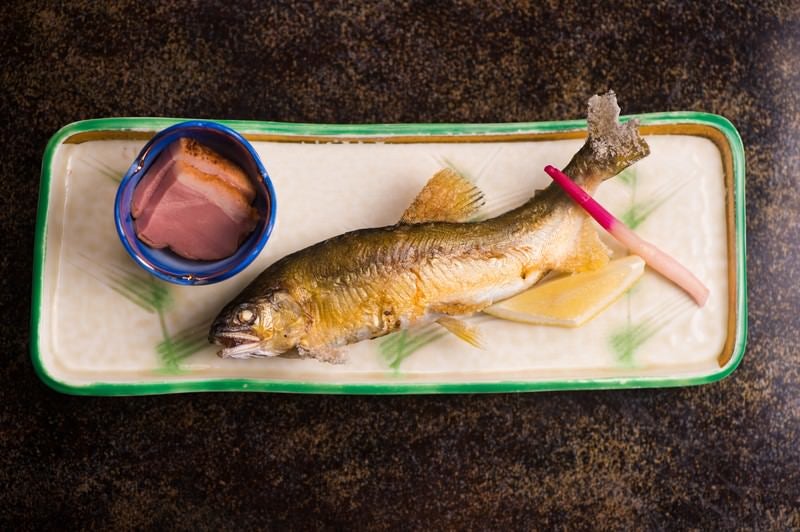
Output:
484 255 646 327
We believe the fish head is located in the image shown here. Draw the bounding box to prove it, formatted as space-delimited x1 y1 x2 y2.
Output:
209 290 306 359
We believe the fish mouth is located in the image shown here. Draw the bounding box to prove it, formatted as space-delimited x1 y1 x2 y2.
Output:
212 331 260 348
211 332 278 359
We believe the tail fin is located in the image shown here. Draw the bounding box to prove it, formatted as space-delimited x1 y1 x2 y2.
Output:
564 91 650 187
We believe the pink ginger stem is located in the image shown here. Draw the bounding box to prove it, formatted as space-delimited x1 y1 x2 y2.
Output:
544 165 709 306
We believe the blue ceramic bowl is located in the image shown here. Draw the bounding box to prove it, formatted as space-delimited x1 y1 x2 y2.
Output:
114 121 277 285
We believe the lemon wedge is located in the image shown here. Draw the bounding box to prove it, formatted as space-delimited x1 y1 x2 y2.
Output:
484 255 645 327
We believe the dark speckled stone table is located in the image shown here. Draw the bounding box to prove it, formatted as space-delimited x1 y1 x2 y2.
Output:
1 1 798 529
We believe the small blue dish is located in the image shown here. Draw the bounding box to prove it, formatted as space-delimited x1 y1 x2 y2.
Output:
114 121 277 285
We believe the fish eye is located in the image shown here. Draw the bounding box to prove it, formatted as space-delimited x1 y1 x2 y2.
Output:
236 308 255 324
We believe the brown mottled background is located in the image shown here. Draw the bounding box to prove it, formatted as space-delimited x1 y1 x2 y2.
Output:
1 1 798 529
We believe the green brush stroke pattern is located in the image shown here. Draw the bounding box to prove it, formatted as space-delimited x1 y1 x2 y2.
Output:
97 265 175 370
80 260 205 372
610 297 692 365
157 321 211 371
104 269 172 314
616 168 688 229
612 167 690 364
379 327 447 371
621 184 686 230
84 156 124 184
615 168 638 187
610 322 657 366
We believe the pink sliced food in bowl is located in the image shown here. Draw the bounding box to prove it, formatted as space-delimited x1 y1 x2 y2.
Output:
131 140 259 261
170 137 256 202
131 138 256 216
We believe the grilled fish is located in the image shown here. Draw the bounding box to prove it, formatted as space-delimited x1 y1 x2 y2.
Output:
209 92 650 361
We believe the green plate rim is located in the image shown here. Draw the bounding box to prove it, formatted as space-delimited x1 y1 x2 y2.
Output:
31 112 748 395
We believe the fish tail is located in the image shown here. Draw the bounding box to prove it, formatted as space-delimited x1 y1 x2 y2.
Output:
564 91 650 186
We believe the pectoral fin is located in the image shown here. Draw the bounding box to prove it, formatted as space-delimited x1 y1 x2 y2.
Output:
436 316 483 349
557 220 611 273
401 168 485 224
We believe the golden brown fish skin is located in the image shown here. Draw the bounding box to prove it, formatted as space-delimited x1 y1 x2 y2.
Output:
233 178 580 353
210 91 650 361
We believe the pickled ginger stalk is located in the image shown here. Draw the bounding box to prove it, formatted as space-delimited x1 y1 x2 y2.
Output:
543 164 709 306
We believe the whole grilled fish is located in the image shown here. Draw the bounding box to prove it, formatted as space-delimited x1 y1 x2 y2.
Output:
209 92 649 361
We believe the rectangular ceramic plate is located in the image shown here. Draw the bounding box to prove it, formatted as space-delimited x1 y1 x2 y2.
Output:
32 114 747 395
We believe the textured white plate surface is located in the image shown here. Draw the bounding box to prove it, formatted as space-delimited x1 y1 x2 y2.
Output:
37 131 729 387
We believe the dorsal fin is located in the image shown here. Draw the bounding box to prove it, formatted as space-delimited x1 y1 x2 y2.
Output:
400 168 485 224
